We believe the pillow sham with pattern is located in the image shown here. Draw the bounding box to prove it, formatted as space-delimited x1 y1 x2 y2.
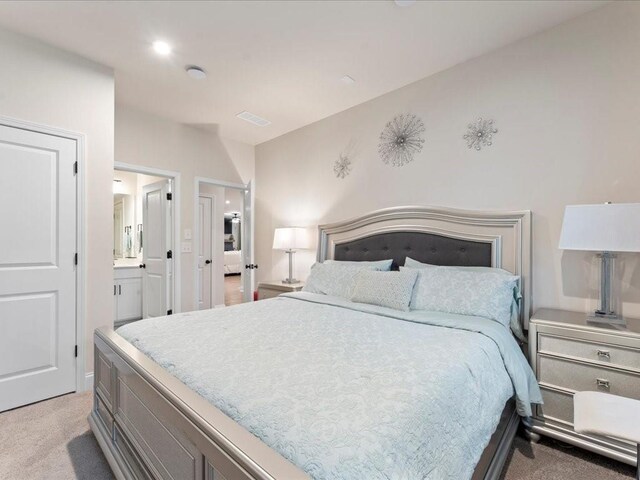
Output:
404 266 519 329
403 257 525 341
324 259 393 271
302 262 384 299
351 269 419 311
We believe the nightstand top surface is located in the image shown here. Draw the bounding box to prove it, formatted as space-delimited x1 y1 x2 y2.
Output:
532 308 640 337
258 280 304 290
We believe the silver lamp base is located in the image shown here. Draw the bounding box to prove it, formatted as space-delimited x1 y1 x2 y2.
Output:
587 312 627 326
586 251 626 327
282 249 298 285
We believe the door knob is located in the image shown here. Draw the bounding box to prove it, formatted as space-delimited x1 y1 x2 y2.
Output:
139 263 146 269
205 260 211 265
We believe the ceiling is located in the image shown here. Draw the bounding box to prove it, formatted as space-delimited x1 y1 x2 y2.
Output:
0 1 607 145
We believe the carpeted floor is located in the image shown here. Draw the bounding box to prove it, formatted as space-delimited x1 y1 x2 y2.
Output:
0 392 635 480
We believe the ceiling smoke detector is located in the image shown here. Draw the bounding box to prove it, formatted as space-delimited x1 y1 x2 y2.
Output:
186 65 206 80
236 111 271 127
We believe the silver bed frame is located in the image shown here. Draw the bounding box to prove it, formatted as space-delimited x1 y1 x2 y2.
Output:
90 205 532 480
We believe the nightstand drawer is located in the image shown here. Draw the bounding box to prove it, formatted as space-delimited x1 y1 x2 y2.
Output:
538 354 640 399
537 386 573 425
258 288 281 300
539 333 640 371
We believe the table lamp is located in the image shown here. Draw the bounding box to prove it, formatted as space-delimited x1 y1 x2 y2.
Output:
273 227 310 284
559 202 640 325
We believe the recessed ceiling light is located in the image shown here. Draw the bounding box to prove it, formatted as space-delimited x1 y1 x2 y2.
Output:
394 0 416 6
186 65 206 80
225 200 230 204
236 111 271 127
153 41 172 56
341 75 355 85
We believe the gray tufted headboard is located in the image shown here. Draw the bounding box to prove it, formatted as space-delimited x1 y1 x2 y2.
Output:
334 231 492 270
317 206 533 328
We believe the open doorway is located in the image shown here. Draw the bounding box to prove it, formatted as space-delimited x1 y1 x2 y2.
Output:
113 164 180 327
194 178 254 309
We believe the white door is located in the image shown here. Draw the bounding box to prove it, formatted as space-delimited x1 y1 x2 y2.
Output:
197 195 213 310
142 180 172 318
241 181 255 303
0 124 77 412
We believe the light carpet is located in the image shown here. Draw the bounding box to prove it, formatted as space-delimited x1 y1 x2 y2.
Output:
0 392 635 480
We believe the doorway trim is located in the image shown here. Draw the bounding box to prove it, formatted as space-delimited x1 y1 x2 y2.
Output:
0 114 87 393
115 162 182 314
193 176 249 309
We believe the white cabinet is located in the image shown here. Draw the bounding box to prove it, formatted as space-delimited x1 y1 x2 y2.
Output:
114 268 143 324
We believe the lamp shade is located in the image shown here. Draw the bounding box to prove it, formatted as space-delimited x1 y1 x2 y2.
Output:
559 203 640 252
273 227 311 250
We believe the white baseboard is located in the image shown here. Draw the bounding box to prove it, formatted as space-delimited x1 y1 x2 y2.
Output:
84 372 94 391
214 303 226 308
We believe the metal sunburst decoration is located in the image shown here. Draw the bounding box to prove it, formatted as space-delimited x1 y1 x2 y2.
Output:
378 114 426 167
464 117 498 151
333 153 352 179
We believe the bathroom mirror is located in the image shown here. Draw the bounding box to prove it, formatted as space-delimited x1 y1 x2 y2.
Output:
113 193 136 258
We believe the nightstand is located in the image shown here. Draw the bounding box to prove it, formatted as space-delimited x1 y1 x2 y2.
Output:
527 308 640 466
257 280 304 300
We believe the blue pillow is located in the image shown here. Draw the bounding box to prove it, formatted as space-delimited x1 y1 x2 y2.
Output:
324 259 393 271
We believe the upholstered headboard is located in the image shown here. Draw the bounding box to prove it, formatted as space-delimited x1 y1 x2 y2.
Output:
318 206 532 328
334 231 492 270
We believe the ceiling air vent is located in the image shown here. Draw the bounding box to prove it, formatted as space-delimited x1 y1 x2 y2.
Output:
236 111 271 127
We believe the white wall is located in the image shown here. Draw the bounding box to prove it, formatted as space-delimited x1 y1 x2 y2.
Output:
255 2 640 319
0 27 115 378
115 105 254 312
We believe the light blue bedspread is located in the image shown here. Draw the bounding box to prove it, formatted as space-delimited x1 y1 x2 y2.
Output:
117 292 542 480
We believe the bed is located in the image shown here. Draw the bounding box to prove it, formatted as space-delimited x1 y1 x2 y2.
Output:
90 205 536 480
224 250 242 275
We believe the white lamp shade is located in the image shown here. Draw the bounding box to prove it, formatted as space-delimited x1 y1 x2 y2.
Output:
273 227 311 250
559 203 640 252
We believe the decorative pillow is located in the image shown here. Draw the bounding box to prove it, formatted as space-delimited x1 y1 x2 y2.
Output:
302 262 383 299
324 259 393 271
351 269 419 311
403 258 525 341
405 266 519 328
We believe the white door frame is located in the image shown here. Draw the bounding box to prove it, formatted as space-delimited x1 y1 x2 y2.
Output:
193 176 250 309
115 162 181 314
0 114 86 393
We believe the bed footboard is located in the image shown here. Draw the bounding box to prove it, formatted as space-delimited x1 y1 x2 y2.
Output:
89 327 308 480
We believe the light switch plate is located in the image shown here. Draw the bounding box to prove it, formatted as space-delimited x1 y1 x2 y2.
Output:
184 229 192 240
181 242 192 253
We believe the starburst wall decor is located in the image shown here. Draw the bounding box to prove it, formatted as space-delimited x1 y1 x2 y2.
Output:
333 153 352 179
378 114 425 167
463 117 498 151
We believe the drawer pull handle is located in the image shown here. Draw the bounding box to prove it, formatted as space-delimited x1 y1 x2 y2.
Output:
596 349 610 359
596 378 610 390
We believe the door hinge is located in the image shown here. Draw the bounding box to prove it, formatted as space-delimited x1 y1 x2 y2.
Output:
73 161 78 175
167 309 173 315
74 345 78 357
74 253 78 265
166 192 172 200
166 250 173 259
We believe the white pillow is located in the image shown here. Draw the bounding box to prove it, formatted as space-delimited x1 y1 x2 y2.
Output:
351 269 419 311
405 266 519 329
324 259 393 271
302 262 382 299
403 258 525 341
